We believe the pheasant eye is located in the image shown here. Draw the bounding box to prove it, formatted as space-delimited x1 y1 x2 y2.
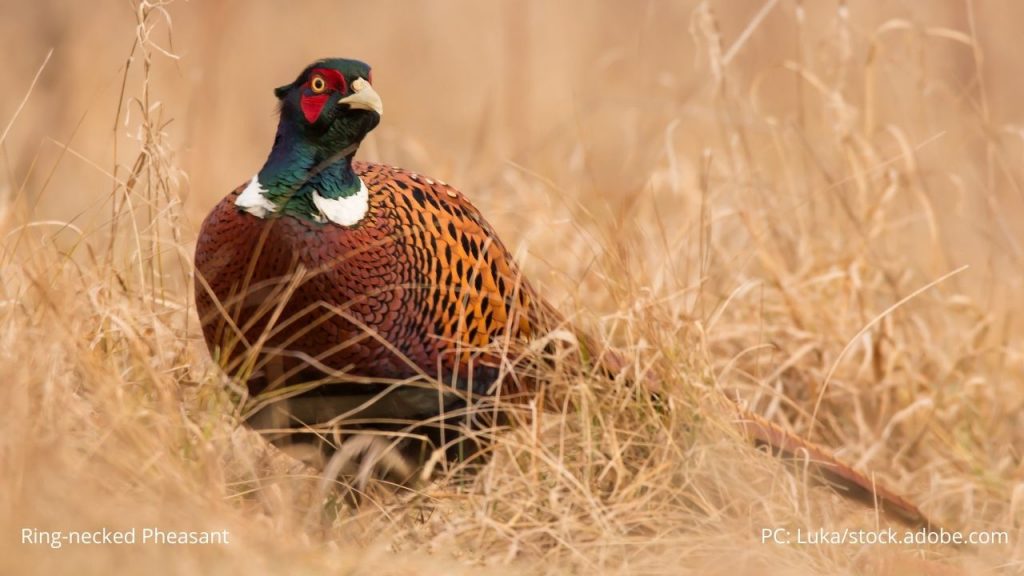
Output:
310 75 327 94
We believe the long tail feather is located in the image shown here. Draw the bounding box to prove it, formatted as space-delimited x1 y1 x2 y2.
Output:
591 345 939 530
725 400 936 528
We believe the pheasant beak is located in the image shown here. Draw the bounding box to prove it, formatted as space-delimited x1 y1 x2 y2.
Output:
339 77 383 116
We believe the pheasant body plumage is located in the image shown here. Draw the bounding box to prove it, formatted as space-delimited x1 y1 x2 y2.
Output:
196 161 539 414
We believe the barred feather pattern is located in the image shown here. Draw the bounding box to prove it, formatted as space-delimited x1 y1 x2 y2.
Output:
195 161 547 410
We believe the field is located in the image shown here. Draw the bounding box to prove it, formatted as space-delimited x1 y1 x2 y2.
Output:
2 0 1022 573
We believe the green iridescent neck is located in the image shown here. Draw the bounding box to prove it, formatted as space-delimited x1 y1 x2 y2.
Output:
257 120 362 220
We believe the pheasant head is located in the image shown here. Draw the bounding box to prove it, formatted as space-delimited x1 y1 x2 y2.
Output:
239 58 383 224
274 58 381 149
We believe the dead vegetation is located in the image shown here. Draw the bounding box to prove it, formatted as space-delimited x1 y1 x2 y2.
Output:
0 0 1021 574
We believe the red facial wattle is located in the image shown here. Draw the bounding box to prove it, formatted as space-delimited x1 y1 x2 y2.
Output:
299 68 348 124
301 94 329 123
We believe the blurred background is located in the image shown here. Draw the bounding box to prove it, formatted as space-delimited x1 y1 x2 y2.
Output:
2 1 1022 572
1 0 1022 316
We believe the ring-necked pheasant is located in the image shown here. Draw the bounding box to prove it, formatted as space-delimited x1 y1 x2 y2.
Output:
194 58 936 528
195 58 549 424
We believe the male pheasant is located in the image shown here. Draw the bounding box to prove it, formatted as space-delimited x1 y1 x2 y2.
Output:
194 58 935 528
195 59 551 424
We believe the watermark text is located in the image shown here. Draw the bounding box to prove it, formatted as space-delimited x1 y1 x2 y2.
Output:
760 527 1007 546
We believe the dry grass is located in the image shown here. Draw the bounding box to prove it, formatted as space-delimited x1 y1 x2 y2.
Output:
1 0 1022 574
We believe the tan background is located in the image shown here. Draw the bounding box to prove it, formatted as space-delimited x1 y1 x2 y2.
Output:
2 1 1022 573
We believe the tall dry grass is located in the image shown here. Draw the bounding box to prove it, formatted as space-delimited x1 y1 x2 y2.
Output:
1 0 1022 573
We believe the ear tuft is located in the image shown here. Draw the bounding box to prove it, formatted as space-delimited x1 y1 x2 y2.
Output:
274 84 291 100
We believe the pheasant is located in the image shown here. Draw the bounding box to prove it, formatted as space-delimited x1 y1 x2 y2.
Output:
195 58 549 425
194 58 936 529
